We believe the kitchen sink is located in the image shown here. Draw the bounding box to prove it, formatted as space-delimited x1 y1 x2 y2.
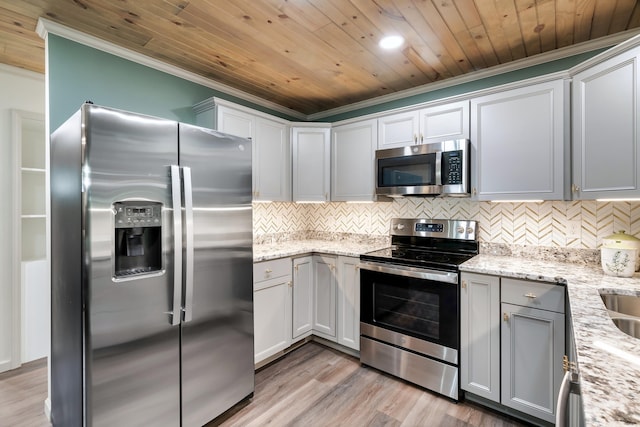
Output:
600 293 640 317
600 292 640 339
610 318 640 339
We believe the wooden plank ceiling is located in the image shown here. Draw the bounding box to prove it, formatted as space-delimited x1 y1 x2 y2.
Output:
2 0 640 115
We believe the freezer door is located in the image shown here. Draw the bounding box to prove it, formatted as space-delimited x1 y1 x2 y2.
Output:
179 123 254 427
83 105 181 426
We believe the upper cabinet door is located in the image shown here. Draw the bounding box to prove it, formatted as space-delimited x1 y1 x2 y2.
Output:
292 126 331 202
255 118 290 201
572 47 640 199
377 110 419 149
216 105 255 139
331 119 377 202
419 100 469 144
197 100 292 202
471 79 568 201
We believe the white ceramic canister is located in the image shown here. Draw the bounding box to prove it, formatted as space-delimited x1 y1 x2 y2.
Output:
601 230 640 277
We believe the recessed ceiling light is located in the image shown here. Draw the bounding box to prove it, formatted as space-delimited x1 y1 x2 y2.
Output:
379 35 404 49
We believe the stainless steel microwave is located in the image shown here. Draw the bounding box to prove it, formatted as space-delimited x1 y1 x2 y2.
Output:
375 139 470 197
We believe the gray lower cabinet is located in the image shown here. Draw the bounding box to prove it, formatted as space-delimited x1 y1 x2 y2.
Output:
253 258 292 364
501 278 565 424
461 273 565 424
312 255 337 340
292 256 314 339
336 256 360 351
460 273 500 402
501 302 565 423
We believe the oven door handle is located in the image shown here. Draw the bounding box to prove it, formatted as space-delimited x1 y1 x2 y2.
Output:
359 261 458 284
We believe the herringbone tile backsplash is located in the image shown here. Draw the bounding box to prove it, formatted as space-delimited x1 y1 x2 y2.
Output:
254 199 640 249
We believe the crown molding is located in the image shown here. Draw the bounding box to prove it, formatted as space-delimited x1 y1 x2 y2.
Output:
34 17 640 122
308 28 640 121
35 17 306 120
569 31 640 74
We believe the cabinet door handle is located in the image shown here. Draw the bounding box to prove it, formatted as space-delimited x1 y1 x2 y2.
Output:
524 292 537 299
413 134 418 144
571 183 580 193
420 133 424 143
503 312 509 322
461 280 467 289
288 281 292 288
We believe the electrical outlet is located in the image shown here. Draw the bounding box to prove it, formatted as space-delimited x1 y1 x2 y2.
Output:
567 220 581 239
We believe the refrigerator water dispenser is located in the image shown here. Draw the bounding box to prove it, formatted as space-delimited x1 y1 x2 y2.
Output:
113 201 162 278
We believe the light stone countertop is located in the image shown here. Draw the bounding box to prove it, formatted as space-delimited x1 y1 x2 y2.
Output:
253 239 389 262
460 255 640 427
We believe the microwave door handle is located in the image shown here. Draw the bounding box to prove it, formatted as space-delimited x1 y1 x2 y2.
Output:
435 151 443 185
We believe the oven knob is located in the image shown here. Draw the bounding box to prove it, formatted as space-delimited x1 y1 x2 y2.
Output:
467 227 475 235
396 224 405 230
456 226 465 234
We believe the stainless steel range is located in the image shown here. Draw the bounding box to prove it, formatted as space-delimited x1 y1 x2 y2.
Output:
359 218 478 400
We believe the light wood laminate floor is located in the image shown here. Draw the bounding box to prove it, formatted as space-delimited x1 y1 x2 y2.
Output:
1 343 526 426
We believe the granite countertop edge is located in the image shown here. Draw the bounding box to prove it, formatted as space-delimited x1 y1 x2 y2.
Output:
253 239 389 262
460 254 640 427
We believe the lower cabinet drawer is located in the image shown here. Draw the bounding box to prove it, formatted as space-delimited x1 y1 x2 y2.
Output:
501 278 564 313
254 258 291 284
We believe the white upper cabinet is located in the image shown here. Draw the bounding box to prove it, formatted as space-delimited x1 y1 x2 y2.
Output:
377 100 469 149
331 119 377 202
254 117 291 201
194 98 291 202
419 100 470 145
470 79 568 200
572 46 640 199
377 110 419 148
216 105 254 139
292 125 331 202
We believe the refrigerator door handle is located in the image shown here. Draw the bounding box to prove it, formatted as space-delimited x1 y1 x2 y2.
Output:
182 166 195 322
169 165 183 326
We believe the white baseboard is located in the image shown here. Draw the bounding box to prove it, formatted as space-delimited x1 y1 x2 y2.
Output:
44 397 51 422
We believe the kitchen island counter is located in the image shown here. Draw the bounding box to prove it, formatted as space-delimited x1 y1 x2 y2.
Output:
460 255 640 426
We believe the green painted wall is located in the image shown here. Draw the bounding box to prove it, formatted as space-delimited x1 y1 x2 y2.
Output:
320 49 607 123
48 33 609 128
47 34 296 130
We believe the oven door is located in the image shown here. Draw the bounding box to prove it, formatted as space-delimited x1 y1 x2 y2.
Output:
360 262 459 355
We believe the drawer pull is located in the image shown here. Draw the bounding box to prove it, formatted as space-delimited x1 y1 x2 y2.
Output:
524 292 537 299
265 268 273 274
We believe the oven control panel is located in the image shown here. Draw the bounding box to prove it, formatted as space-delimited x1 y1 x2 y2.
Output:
415 223 443 233
390 218 477 241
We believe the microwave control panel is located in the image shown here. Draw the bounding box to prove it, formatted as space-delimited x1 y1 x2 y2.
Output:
442 150 463 185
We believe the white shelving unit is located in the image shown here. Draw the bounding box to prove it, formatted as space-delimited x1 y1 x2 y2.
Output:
12 110 49 363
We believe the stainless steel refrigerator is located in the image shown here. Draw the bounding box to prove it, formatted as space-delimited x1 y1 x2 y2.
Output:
50 103 254 426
